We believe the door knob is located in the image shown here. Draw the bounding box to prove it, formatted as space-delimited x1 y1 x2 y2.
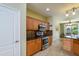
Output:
15 40 19 43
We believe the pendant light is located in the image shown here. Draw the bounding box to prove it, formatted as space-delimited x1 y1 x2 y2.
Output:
65 11 69 17
72 8 76 15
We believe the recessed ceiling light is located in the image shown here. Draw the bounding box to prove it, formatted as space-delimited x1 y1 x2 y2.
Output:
46 8 50 11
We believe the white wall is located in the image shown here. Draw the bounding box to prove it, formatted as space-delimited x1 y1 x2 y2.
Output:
2 3 26 56
49 14 64 44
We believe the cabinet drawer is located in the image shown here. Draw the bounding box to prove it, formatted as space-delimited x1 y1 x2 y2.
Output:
73 43 79 55
63 39 73 52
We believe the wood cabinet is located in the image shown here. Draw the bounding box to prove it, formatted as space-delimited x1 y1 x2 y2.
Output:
27 16 49 30
26 16 51 56
48 36 52 46
61 38 79 55
33 19 41 30
46 23 49 30
73 40 79 55
26 17 34 30
35 38 42 52
63 38 73 52
27 40 35 56
27 38 41 56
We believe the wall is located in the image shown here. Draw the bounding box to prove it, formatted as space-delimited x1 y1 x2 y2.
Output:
27 8 48 22
49 14 64 44
2 3 26 56
45 14 61 44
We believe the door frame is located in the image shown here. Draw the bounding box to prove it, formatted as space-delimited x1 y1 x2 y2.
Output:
0 4 21 56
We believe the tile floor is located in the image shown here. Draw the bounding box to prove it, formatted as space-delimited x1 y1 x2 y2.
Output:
33 40 73 56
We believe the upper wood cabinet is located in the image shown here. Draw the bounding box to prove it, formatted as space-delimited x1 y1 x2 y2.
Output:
26 16 49 30
45 23 49 30
33 19 41 30
26 17 34 30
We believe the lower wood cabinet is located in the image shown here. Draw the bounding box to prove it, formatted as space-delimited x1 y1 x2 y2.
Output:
73 40 79 55
35 38 41 52
27 38 41 56
27 36 52 56
62 38 73 52
48 36 52 46
62 38 79 55
27 40 35 56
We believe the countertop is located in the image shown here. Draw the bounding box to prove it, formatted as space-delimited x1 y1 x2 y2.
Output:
27 35 52 41
61 37 79 40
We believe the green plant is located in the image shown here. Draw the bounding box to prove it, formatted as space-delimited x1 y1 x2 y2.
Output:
71 25 78 35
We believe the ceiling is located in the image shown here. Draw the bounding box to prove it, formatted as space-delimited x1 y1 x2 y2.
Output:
27 3 79 17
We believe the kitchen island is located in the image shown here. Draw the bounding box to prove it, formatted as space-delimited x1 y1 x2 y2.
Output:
61 38 79 55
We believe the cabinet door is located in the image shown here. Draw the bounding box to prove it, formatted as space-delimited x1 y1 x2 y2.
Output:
34 38 41 53
27 40 35 56
73 42 79 55
36 38 41 51
27 38 41 56
48 36 52 46
26 17 33 30
63 39 73 52
32 19 38 30
33 20 41 30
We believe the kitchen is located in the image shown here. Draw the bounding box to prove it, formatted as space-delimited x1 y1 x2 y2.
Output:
26 3 79 56
26 7 52 56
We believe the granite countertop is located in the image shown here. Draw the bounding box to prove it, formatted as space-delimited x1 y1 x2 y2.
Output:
61 37 79 40
27 35 52 41
27 37 40 41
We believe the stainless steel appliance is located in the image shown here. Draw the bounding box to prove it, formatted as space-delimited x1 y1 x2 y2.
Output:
42 36 49 50
36 24 49 50
42 36 48 45
38 24 46 31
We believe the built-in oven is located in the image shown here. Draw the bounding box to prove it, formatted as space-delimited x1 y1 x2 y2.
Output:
42 36 49 50
36 24 49 50
42 36 48 45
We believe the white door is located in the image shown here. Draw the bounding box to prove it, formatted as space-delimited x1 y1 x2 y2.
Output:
0 5 20 56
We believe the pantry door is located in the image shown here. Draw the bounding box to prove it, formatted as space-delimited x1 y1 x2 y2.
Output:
0 5 20 56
